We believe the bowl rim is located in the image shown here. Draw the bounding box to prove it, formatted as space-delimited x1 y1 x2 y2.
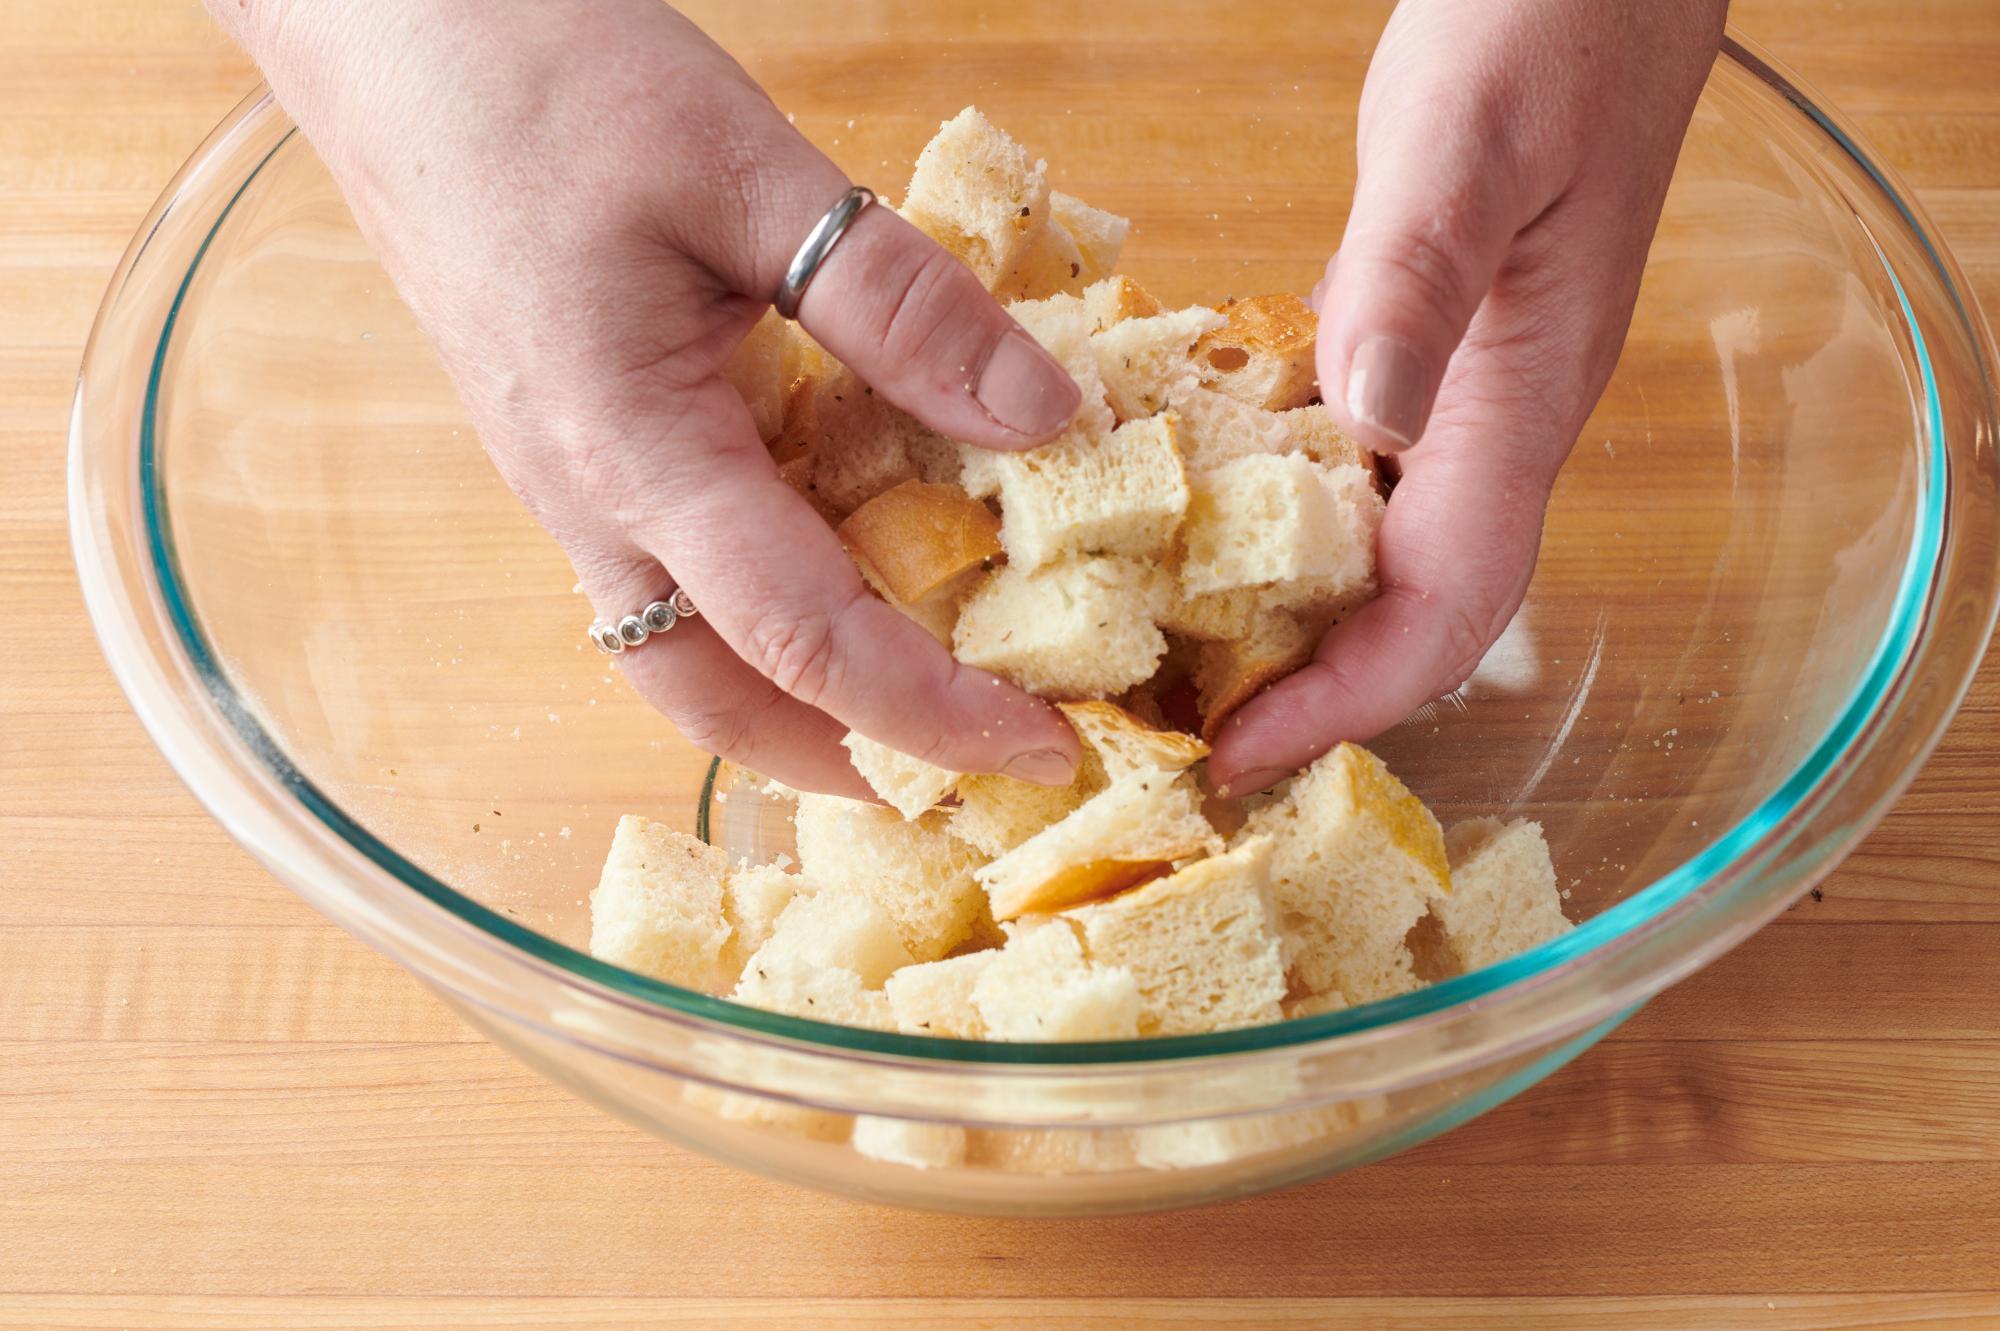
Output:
75 30 2000 1068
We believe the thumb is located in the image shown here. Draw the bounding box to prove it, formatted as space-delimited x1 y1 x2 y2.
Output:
1317 132 1534 454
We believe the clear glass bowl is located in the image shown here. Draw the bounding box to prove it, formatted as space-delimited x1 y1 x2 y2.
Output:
71 26 1999 1214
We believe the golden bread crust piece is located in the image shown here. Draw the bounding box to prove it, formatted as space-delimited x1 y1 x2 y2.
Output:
1192 293 1320 411
836 480 1002 605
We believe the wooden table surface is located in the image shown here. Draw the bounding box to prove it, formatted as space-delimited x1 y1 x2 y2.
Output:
6 2 2000 1326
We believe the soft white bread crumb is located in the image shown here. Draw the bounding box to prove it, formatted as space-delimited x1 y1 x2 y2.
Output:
1281 401 1374 472
883 950 998 1038
732 953 897 1030
1050 191 1129 284
1190 293 1319 411
1067 838 1286 1035
795 368 930 517
589 816 735 994
741 887 914 989
1003 293 1118 443
977 767 1221 920
949 766 1104 858
981 413 1189 572
995 215 1088 302
1090 305 1227 420
794 794 991 961
716 861 807 981
1081 275 1163 332
837 480 1002 606
972 919 1143 1040
852 1116 969 1169
901 107 1051 289
1170 384 1302 472
1427 817 1573 974
953 557 1169 699
1180 454 1379 600
1056 700 1208 781
1239 743 1452 1005
683 1082 852 1144
1157 581 1259 642
722 309 787 441
1133 1103 1378 1171
840 731 961 821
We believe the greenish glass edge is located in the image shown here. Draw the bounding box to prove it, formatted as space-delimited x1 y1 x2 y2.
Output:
142 59 1952 1065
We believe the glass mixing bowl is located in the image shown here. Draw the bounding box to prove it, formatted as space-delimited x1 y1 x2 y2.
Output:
71 19 1999 1214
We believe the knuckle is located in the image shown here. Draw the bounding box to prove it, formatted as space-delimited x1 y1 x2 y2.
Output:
744 603 844 707
872 243 980 368
1370 225 1482 334
670 698 758 765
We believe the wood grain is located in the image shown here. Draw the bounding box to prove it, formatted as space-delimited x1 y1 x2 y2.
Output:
4 0 1999 1326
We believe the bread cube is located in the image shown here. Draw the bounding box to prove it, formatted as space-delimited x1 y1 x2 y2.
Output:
1055 700 1207 782
1132 1103 1378 1171
840 731 961 821
983 413 1189 571
1281 401 1374 472
949 766 1104 858
977 767 1221 920
952 557 1169 699
1170 384 1298 472
901 107 1051 289
732 953 898 1030
969 1127 1139 1174
1180 454 1379 600
1239 743 1451 1004
1081 275 1163 332
795 368 933 517
793 794 991 961
837 480 1002 605
1050 191 1129 283
740 886 914 989
1192 602 1339 740
1090 305 1226 420
1190 293 1320 410
1425 817 1573 974
1067 838 1286 1035
852 1116 969 1169
715 861 808 980
588 816 735 993
995 215 1088 302
971 919 1143 1040
1157 582 1259 642
884 951 998 1038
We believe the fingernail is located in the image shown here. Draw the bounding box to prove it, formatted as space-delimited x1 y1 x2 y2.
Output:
1001 747 1076 786
1345 335 1429 452
976 328 1082 439
1223 767 1290 796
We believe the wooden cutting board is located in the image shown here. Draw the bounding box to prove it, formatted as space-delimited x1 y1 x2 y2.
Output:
4 1 1999 1326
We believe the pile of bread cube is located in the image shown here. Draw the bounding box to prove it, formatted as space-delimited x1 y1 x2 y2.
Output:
586 110 1573 1171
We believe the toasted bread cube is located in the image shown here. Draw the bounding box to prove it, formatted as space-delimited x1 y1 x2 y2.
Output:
852 1116 969 1169
740 887 914 989
901 107 1051 289
1067 839 1285 1035
949 767 1104 858
984 413 1189 572
884 951 998 1038
723 309 788 441
1425 818 1573 974
995 215 1089 301
1192 602 1343 741
1281 402 1374 472
1050 191 1129 283
1055 700 1207 782
779 322 837 387
1240 743 1451 1004
971 919 1143 1040
1081 275 1163 332
840 731 961 821
837 480 1002 606
1181 454 1379 599
953 557 1169 700
1090 305 1227 420
1158 582 1259 642
880 565 985 649
1191 293 1319 410
978 768 1221 920
798 370 938 517
588 816 735 993
794 794 991 962
1005 292 1118 443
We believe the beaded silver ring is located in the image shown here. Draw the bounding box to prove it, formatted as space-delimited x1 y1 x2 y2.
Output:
590 587 698 655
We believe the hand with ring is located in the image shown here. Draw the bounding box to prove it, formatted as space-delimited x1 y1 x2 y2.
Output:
206 0 1090 797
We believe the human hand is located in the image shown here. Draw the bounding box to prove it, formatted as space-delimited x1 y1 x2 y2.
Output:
209 0 1087 797
1208 0 1729 794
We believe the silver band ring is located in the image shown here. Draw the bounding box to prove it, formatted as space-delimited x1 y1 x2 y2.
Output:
590 587 698 655
773 185 875 320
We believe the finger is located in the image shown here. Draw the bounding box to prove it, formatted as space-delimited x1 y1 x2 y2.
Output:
577 548 873 799
1316 114 1541 456
615 379 1082 785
